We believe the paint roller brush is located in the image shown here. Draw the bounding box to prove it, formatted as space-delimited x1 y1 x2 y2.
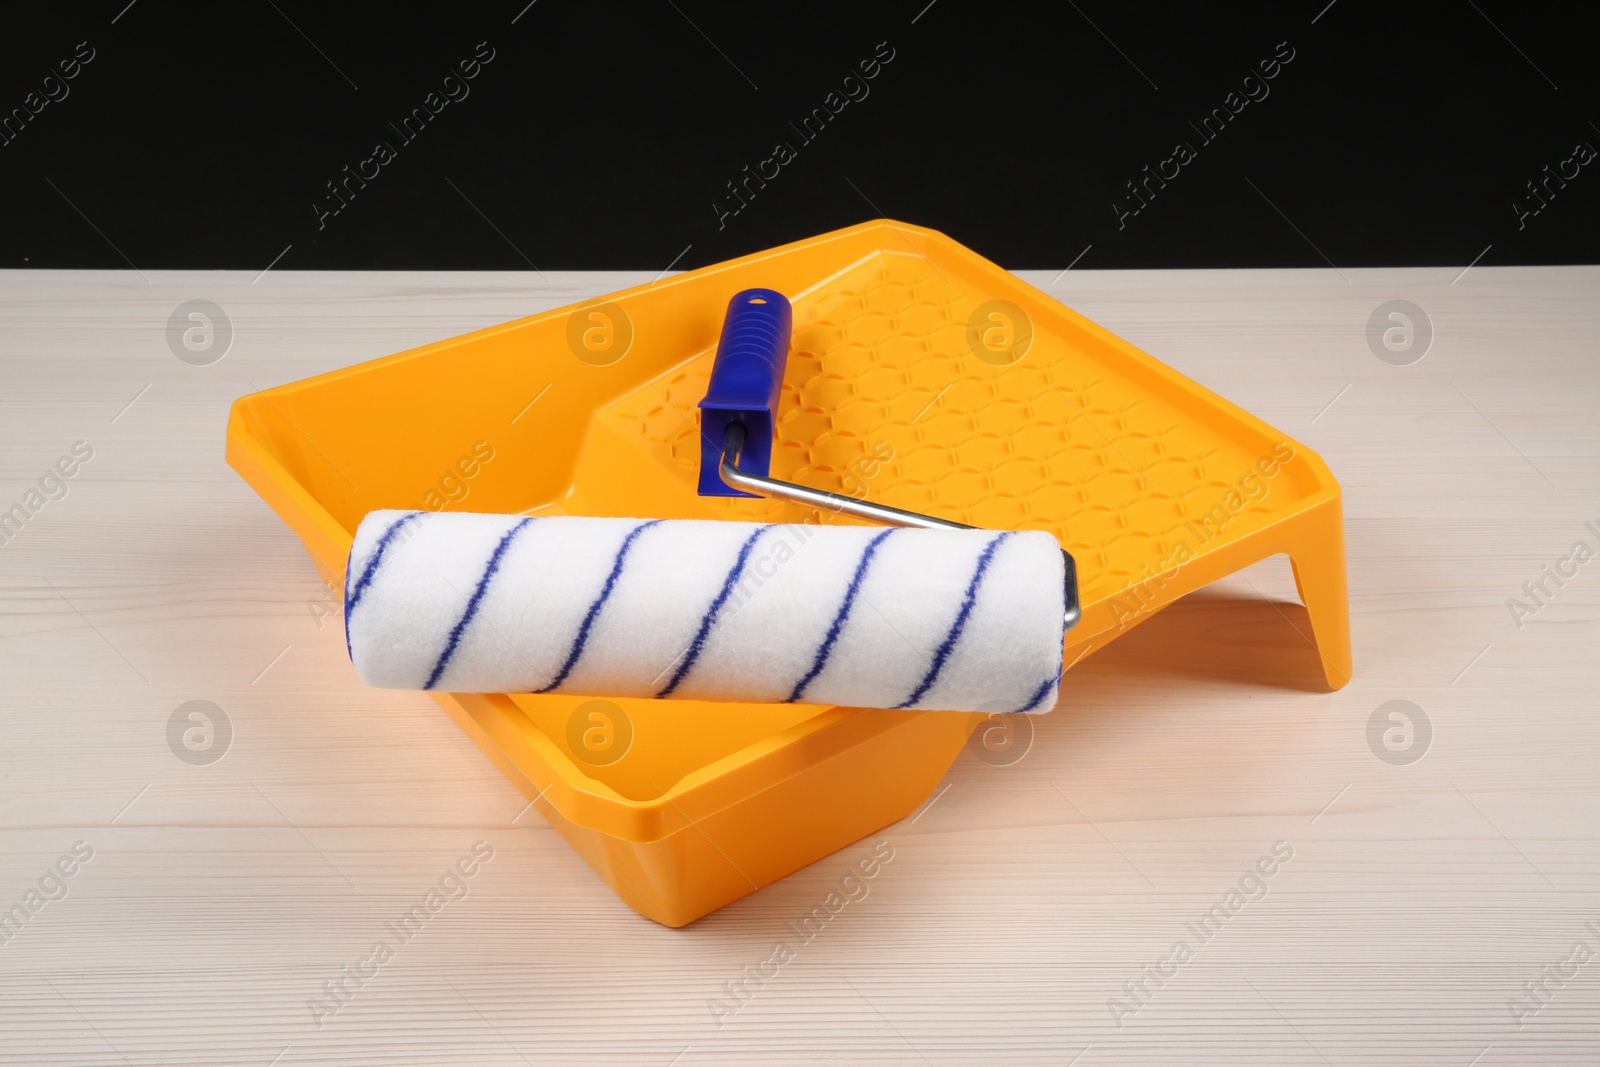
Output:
344 289 1081 714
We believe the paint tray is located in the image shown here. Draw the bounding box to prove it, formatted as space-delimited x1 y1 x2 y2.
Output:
226 219 1349 926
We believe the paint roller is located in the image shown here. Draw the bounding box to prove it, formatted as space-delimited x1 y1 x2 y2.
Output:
344 289 1081 714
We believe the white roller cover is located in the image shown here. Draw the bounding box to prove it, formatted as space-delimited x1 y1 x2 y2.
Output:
344 510 1067 714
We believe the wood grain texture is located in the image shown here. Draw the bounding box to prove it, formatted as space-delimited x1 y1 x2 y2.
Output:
1 265 1597 1066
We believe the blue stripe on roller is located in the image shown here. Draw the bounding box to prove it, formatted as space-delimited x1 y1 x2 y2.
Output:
344 511 424 661
1014 669 1061 714
894 531 1013 710
1014 557 1072 713
534 519 662 694
424 517 535 690
786 527 897 704
655 524 772 698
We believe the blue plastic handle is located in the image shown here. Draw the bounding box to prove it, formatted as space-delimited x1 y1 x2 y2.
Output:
697 288 791 497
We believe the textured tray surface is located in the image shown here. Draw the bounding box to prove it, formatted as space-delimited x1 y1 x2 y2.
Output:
605 251 1318 607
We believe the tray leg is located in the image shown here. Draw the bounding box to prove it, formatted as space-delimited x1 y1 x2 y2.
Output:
1285 497 1353 690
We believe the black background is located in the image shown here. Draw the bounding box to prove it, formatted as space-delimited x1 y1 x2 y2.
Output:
2 0 1595 271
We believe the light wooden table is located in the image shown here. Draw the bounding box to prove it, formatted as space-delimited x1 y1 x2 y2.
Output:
2 265 1596 1066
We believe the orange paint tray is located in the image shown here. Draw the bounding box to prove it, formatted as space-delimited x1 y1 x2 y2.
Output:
226 219 1349 926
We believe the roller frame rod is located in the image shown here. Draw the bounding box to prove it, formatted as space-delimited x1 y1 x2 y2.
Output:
717 421 1081 630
